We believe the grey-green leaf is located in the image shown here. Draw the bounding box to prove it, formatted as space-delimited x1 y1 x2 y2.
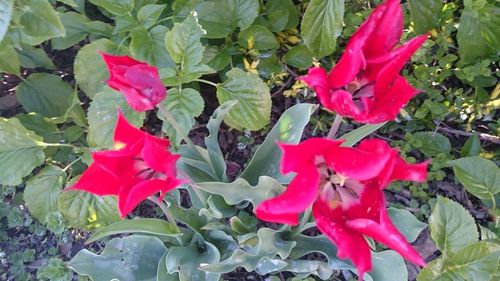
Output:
0 0 14 42
24 166 66 223
166 240 221 281
340 122 386 147
388 207 427 243
216 68 271 130
87 87 145 148
429 197 478 256
16 73 75 117
301 0 344 58
0 118 45 186
370 251 408 281
69 235 166 281
448 156 500 200
240 103 317 185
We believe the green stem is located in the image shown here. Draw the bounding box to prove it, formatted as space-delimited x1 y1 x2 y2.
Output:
155 16 174 25
148 196 180 232
491 193 497 210
290 207 312 236
327 114 343 139
62 156 83 173
195 79 218 88
39 142 77 149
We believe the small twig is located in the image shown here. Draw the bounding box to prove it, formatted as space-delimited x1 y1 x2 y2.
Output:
283 64 299 78
271 75 294 97
437 126 500 145
327 114 343 139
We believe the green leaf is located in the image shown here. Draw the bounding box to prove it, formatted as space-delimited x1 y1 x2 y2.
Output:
201 228 295 274
265 0 299 30
69 235 166 281
137 4 166 29
16 73 74 118
87 218 181 244
172 0 202 19
87 87 145 148
340 122 386 147
158 88 204 146
429 197 478 256
370 250 408 281
411 132 451 156
166 238 221 281
417 241 500 281
240 103 317 185
216 68 271 130
205 101 238 182
196 0 259 38
24 166 66 223
448 156 500 200
0 0 14 42
88 0 134 16
58 189 121 230
157 252 180 281
0 117 45 186
195 176 284 210
202 46 232 71
461 134 481 157
177 144 220 182
388 207 427 243
301 0 344 58
130 25 175 68
238 25 279 50
283 45 313 69
74 38 127 98
51 12 89 50
0 39 20 74
14 0 65 45
17 46 55 69
457 3 500 64
408 0 443 34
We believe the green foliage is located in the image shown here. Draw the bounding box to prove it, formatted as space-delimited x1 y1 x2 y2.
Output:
36 257 72 281
408 0 443 34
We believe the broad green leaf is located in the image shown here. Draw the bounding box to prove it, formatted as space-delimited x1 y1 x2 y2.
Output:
388 207 427 243
24 166 66 223
448 156 500 200
51 12 89 50
74 38 126 98
158 88 204 146
201 228 295 274
408 0 443 34
157 252 180 281
429 197 478 256
417 241 500 281
17 46 55 69
69 235 166 281
58 189 120 230
479 225 498 241
265 0 299 30
238 25 279 50
178 144 220 182
195 176 284 210
14 0 65 45
113 15 141 34
411 132 451 156
283 45 314 69
87 218 181 244
240 103 317 185
172 0 202 19
88 0 134 16
202 46 232 71
87 87 145 148
0 118 45 186
204 101 238 182
196 0 259 38
461 134 481 157
370 251 408 281
130 25 175 68
16 73 74 117
0 39 20 74
457 3 500 64
0 0 14 42
137 4 166 29
301 0 344 58
166 239 220 281
17 113 59 140
216 68 271 130
340 122 386 147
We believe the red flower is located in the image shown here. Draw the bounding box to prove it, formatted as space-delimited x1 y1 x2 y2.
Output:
69 111 183 217
100 52 166 112
255 138 428 278
301 0 428 123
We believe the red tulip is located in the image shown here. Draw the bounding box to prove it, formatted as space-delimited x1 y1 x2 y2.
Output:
301 0 428 123
69 111 183 217
100 52 166 112
255 138 429 278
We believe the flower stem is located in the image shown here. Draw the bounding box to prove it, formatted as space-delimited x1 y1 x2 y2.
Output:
290 207 312 236
148 196 180 233
195 79 218 88
327 114 343 139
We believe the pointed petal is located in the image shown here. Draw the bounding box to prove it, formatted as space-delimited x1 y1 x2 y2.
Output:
328 42 366 88
255 164 321 225
141 134 180 176
313 199 372 279
91 149 137 181
329 90 365 120
100 52 144 69
300 67 333 109
390 158 429 183
68 162 121 195
108 82 155 112
113 111 146 148
124 65 166 106
118 179 171 217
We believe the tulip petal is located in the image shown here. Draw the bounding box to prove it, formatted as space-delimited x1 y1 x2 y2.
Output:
329 90 365 120
68 162 121 195
279 139 342 174
256 164 321 225
327 43 366 88
300 67 333 109
142 134 180 176
390 158 429 183
108 81 155 112
100 52 143 70
118 179 176 218
113 110 146 149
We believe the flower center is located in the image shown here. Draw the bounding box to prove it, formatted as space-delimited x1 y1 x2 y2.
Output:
317 163 362 209
133 157 166 180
